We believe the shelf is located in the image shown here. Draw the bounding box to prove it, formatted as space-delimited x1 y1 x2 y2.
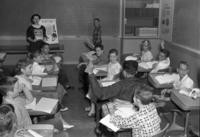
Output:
125 8 159 17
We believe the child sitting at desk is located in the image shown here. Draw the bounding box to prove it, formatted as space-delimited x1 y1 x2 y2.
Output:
79 44 107 93
110 87 161 137
100 48 121 81
40 42 72 90
0 77 33 128
134 40 153 62
31 50 57 74
13 59 71 128
86 49 121 116
151 49 170 73
161 61 194 97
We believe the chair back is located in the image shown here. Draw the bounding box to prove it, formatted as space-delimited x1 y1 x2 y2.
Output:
152 123 169 137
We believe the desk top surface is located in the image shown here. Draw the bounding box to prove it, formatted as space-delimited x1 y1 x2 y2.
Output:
148 73 174 89
32 75 58 91
171 91 200 111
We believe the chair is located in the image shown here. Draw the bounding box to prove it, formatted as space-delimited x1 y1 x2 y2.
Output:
152 123 170 137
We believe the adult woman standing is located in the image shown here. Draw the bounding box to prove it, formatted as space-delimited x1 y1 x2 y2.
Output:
26 13 47 53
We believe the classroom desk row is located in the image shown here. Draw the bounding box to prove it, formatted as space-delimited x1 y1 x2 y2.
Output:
143 73 200 136
93 69 200 137
28 74 59 117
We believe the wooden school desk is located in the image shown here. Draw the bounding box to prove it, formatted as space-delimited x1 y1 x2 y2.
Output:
30 75 59 117
169 91 200 137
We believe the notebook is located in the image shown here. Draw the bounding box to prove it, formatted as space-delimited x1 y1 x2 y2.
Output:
34 97 58 113
42 77 57 87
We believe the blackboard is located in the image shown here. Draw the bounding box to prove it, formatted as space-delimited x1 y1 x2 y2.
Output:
0 0 120 36
172 0 200 50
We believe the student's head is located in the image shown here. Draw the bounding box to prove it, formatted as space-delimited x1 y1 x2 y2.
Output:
30 13 41 25
108 49 118 63
0 104 17 137
122 60 138 78
95 44 104 57
133 86 153 106
141 40 151 52
41 42 50 54
31 50 42 63
0 77 18 98
158 49 169 61
177 61 190 79
15 59 33 75
93 18 101 28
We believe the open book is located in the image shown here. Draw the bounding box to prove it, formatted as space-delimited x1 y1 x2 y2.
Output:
26 97 58 114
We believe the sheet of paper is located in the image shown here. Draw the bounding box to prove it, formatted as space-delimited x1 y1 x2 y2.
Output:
155 73 179 84
28 129 43 137
32 76 42 86
42 77 57 87
139 61 157 69
101 81 117 87
34 97 58 114
94 65 108 71
100 114 120 132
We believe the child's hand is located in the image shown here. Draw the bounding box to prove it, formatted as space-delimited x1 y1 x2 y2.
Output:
152 63 157 68
87 62 94 74
161 89 172 96
7 91 15 99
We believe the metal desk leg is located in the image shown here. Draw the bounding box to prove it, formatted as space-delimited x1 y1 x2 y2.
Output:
184 112 190 137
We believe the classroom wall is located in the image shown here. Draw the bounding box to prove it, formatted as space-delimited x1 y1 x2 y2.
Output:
163 0 200 87
172 0 200 50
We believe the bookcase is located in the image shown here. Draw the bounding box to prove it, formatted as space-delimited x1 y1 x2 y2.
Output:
124 0 160 37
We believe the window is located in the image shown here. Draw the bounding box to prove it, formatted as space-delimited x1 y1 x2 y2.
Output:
124 0 160 37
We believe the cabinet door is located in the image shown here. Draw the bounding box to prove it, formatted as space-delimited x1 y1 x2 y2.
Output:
159 0 175 41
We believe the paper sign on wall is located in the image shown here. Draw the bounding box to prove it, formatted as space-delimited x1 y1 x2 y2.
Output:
40 19 59 44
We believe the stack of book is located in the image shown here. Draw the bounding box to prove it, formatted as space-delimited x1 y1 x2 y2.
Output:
136 27 158 37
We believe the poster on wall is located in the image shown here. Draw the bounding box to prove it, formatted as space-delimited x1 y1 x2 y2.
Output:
159 0 174 41
40 19 59 44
